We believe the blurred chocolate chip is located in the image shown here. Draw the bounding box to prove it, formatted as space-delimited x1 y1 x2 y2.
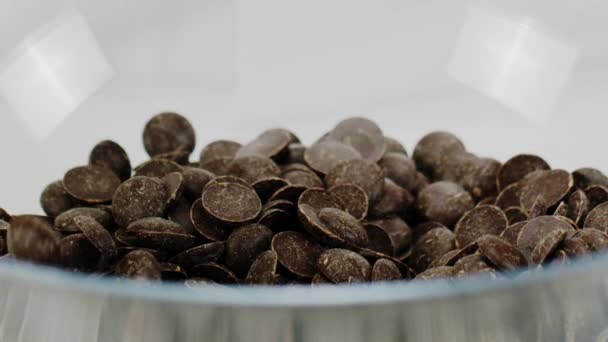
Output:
40 181 77 217
379 153 417 190
143 112 195 157
252 177 289 202
368 179 412 219
115 250 162 281
181 167 214 201
454 205 508 249
413 131 465 180
318 207 369 248
58 233 100 271
134 159 183 178
8 215 60 264
54 207 112 233
89 140 132 181
311 273 332 285
383 136 408 156
560 237 591 257
497 154 550 191
574 228 608 252
162 171 184 208
504 207 528 225
573 167 608 189
527 196 547 219
366 217 412 258
584 202 608 232
495 183 522 210
227 155 280 184
328 117 386 162
304 141 362 175
73 215 117 262
566 189 590 226
499 221 527 246
287 143 306 164
454 254 495 278
127 217 187 235
200 157 232 176
553 202 569 218
281 169 324 189
371 258 402 282
415 266 455 280
199 140 241 165
585 185 608 210
236 129 292 161
160 262 188 281
190 199 228 241
416 181 474 227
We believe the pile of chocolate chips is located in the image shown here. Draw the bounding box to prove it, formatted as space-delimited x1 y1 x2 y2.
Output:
1 113 608 285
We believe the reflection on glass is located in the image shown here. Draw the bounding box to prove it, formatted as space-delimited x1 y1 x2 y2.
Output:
448 6 579 123
0 10 113 140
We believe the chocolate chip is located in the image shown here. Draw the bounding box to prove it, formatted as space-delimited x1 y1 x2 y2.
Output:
54 207 112 233
553 202 569 217
236 129 292 161
379 153 417 190
281 169 324 189
413 131 465 180
63 165 121 204
371 258 402 282
246 250 279 285
199 140 242 165
409 227 456 272
454 254 494 278
170 242 225 270
383 136 408 156
519 170 573 212
328 183 368 221
429 243 477 268
58 233 100 271
162 171 184 208
585 185 608 210
504 207 528 225
127 217 187 235
495 183 523 210
134 159 183 179
167 198 196 235
584 202 608 232
73 215 117 261
115 250 161 280
272 231 324 278
477 197 497 206
411 172 430 196
318 248 371 283
500 221 527 246
143 112 195 157
299 188 344 212
225 224 273 276
304 141 362 175
112 176 167 227
531 229 568 265
497 154 550 191
258 208 294 232
573 167 608 189
89 140 132 181
574 228 608 252
560 237 591 257
364 222 395 256
252 177 289 202
153 149 191 165
115 229 195 253
190 199 228 241
355 248 416 279
454 205 507 249
191 261 240 283
328 117 386 162
566 189 589 226
366 216 412 258
527 196 547 219
227 155 280 184
318 207 369 248
325 159 385 204
179 167 212 200
311 273 332 285
412 221 448 243
160 262 188 281
517 216 575 260
298 204 348 247
416 181 474 227
202 180 261 225
287 143 306 164
415 266 455 280
476 235 527 270
368 178 411 219
40 181 77 217
200 157 232 176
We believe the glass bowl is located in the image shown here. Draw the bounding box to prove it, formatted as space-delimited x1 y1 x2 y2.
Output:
1 1 607 341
